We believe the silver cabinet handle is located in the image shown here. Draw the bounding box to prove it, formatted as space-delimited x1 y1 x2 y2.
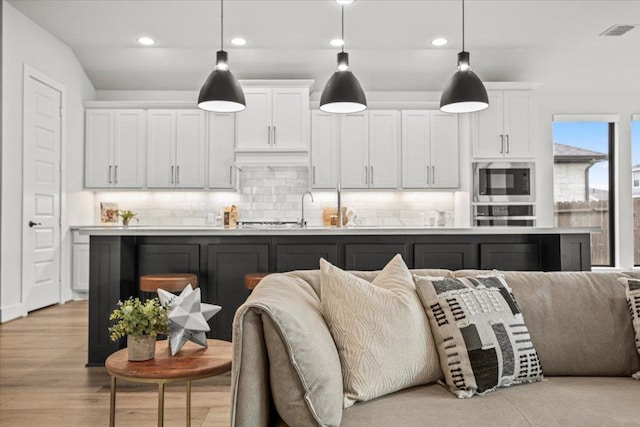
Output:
370 166 374 185
267 125 271 145
108 165 112 184
312 166 316 185
273 126 277 146
171 165 174 184
114 165 118 184
365 166 368 185
500 135 504 153
506 135 510 154
176 165 180 184
229 166 233 184
432 166 435 185
426 165 430 184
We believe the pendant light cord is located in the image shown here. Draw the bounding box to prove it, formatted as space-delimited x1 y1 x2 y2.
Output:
461 0 465 51
220 0 224 51
341 5 345 52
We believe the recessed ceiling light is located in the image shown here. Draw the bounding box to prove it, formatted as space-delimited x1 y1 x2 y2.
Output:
335 0 354 4
231 37 247 46
137 36 155 46
330 38 345 47
431 38 448 47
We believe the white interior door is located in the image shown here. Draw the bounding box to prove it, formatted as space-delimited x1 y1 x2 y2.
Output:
22 74 62 312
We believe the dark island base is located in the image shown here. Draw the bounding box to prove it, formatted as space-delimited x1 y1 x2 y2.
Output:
89 232 590 365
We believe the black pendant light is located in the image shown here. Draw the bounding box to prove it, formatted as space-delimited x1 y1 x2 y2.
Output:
440 0 488 114
198 0 246 113
320 4 367 114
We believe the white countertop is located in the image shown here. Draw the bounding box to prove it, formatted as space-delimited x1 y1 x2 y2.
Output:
72 225 600 236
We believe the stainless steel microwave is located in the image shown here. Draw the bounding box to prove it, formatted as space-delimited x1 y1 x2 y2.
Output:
473 162 535 202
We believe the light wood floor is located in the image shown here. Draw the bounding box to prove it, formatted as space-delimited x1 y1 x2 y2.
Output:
0 301 232 426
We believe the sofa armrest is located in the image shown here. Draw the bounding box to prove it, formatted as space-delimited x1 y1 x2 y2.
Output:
231 273 343 427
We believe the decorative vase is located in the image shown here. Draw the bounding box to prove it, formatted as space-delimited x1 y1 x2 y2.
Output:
127 335 155 361
122 218 130 227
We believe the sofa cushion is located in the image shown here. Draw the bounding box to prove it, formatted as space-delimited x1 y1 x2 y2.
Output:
320 255 442 408
233 273 344 427
619 277 640 380
415 274 543 398
337 377 640 427
497 271 639 376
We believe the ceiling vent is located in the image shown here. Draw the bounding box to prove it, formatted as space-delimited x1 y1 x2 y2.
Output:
599 24 636 36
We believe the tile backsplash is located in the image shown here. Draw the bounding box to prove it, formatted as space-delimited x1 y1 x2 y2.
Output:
94 167 461 227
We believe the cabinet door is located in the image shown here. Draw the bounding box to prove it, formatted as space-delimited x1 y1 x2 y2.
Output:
85 109 114 188
208 113 236 189
340 112 369 188
272 88 309 150
207 244 269 341
472 91 504 158
503 91 533 158
311 111 340 189
276 244 338 272
401 110 431 189
113 110 145 188
414 243 475 270
72 243 90 291
369 110 399 189
430 111 459 188
147 110 176 188
138 244 200 277
176 110 206 188
345 243 407 270
480 243 540 271
236 88 272 150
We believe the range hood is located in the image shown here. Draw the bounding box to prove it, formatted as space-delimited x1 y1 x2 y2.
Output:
234 150 309 168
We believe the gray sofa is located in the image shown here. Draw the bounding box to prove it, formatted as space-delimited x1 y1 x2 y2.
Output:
231 269 640 426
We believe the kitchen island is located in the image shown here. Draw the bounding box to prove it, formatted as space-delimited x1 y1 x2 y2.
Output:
79 226 594 365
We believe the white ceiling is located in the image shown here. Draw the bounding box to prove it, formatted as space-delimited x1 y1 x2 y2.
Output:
8 0 640 93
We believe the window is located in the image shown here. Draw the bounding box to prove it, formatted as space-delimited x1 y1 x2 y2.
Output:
553 120 615 266
633 120 640 265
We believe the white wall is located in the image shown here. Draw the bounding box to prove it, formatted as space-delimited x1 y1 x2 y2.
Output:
1 1 95 322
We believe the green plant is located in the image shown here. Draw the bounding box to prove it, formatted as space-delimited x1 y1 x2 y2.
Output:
117 210 138 222
108 297 168 341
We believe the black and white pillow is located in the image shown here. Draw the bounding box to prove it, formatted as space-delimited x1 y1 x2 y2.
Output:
414 274 543 398
619 277 640 380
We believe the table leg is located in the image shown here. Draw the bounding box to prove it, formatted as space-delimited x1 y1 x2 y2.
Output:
109 376 116 427
158 382 165 427
186 381 191 427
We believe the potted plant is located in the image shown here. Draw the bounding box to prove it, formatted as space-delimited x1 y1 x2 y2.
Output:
108 297 169 361
117 209 138 226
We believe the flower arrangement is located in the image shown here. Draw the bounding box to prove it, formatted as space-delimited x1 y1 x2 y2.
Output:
108 297 169 341
117 209 138 226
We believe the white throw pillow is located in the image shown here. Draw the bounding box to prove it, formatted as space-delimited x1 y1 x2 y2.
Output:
619 277 640 380
320 255 441 408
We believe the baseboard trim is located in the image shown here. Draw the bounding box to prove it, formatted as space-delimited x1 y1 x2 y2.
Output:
0 303 26 323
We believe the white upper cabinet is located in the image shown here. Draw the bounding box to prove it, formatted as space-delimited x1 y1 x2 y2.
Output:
339 111 400 189
85 109 145 188
236 87 309 151
310 111 340 189
208 112 236 189
402 110 459 189
472 90 534 159
147 109 205 189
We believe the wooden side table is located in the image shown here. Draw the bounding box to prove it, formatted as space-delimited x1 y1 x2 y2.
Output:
105 339 232 427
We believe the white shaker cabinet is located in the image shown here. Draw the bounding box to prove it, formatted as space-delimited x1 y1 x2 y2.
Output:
402 111 459 189
472 90 534 159
147 110 206 188
236 88 309 151
208 112 236 189
72 230 89 292
85 109 145 188
340 111 400 189
310 111 340 189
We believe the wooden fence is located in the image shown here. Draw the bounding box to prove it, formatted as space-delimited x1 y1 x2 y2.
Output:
555 198 640 266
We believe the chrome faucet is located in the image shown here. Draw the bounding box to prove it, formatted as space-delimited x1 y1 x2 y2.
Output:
336 182 342 228
300 191 314 227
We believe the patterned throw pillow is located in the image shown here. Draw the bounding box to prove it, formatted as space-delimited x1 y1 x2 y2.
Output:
619 277 640 380
320 255 442 408
414 274 543 398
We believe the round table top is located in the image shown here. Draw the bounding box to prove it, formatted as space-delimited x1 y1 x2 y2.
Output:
105 339 232 381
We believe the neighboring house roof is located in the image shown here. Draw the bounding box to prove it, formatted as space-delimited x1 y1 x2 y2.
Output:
554 143 608 163
633 163 640 172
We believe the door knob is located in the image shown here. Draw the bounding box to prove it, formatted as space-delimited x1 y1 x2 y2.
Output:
29 221 42 228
